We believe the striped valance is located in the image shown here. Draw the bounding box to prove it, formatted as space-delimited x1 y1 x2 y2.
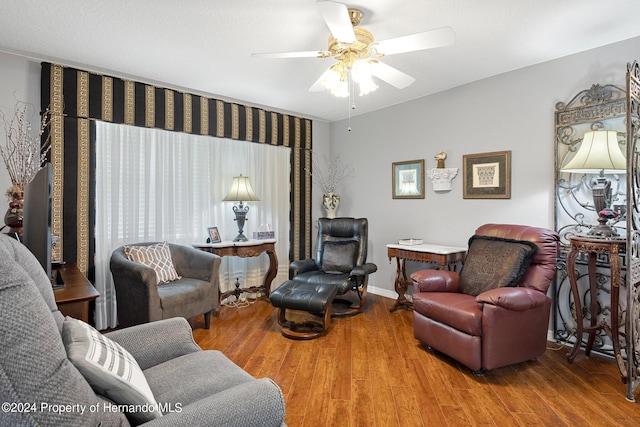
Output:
41 62 312 278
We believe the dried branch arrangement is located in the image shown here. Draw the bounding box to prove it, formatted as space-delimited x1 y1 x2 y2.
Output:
311 153 356 194
0 101 51 196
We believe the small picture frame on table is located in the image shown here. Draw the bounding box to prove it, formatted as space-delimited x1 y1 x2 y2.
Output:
462 150 511 199
207 227 221 243
392 159 425 199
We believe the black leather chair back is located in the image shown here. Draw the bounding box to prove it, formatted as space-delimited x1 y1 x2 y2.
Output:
315 218 368 267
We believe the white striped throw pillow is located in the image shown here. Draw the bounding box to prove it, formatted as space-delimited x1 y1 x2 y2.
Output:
62 317 162 424
123 242 181 284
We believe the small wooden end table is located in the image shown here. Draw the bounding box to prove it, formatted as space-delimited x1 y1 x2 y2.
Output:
194 239 278 303
387 243 467 312
565 235 627 382
53 263 100 323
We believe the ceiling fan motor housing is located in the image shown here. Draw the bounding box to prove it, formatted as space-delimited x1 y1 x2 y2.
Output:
328 26 378 69
347 8 363 25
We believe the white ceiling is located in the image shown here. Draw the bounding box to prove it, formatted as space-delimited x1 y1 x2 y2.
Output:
1 0 639 122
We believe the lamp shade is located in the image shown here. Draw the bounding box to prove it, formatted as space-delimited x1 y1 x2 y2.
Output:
222 175 260 202
561 130 626 174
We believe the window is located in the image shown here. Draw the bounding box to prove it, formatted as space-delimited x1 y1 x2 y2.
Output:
94 121 290 329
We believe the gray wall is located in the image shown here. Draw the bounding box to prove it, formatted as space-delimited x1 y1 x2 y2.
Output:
323 36 640 297
0 53 41 196
2 37 640 299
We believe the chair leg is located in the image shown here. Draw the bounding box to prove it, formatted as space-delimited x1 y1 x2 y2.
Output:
204 310 212 329
357 277 368 312
332 277 369 317
277 306 331 340
472 368 485 376
277 307 289 327
322 302 332 330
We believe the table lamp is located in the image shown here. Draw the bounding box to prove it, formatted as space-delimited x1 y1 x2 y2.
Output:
222 175 260 242
560 130 626 237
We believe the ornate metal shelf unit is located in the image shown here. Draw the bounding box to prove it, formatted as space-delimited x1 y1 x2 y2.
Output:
554 83 628 361
554 62 640 401
625 61 640 401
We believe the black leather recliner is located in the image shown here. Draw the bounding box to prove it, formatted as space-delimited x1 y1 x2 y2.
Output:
289 217 377 316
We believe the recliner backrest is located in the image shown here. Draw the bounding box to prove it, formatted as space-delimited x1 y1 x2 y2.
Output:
0 234 65 332
475 223 559 293
316 218 369 267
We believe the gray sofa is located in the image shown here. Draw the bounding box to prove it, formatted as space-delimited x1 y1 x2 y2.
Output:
0 234 286 426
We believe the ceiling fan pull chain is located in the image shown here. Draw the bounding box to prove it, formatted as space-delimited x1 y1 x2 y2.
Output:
348 69 354 132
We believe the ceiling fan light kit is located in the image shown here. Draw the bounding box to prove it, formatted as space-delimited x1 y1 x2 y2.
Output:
253 1 455 100
318 59 379 98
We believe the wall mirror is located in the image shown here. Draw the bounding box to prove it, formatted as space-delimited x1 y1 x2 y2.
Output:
554 83 627 358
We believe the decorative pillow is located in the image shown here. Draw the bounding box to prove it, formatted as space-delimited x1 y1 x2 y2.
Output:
124 242 181 284
459 235 538 297
62 316 162 424
321 240 358 274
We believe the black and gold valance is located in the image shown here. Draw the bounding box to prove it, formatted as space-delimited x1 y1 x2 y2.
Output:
41 62 312 278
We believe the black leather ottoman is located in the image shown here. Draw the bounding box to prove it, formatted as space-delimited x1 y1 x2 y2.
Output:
269 280 339 339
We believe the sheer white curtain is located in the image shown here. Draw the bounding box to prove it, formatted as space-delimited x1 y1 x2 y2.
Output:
94 121 290 330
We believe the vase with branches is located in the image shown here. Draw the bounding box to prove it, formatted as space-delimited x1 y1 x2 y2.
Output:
311 154 355 218
0 100 51 233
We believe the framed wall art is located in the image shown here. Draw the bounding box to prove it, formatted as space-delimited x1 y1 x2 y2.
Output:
462 150 511 199
392 159 425 199
207 226 222 243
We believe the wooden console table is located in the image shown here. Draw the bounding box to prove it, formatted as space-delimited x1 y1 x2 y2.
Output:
53 263 100 323
194 239 278 302
387 243 467 312
565 235 627 382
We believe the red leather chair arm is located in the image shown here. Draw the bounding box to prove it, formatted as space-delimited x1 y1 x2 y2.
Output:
410 269 460 293
477 287 547 311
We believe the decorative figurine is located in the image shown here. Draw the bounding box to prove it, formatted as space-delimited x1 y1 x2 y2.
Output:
427 151 458 192
435 151 447 168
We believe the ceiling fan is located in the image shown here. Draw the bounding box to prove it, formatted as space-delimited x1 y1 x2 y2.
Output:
252 1 455 97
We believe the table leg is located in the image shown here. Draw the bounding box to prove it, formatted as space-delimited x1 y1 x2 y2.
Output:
567 245 583 364
609 245 627 381
584 253 599 356
263 247 278 298
390 257 413 312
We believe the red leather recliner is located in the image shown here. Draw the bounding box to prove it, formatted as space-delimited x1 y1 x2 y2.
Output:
411 224 559 373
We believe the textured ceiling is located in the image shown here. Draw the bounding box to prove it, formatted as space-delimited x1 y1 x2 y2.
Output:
1 0 639 122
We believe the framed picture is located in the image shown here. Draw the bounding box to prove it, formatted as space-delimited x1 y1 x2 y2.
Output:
207 226 222 243
462 150 511 199
392 159 425 199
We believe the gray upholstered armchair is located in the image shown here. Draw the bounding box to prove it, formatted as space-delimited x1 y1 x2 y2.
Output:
0 233 285 427
111 242 221 328
289 217 377 316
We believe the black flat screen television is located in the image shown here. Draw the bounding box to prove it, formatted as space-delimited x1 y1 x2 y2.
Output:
22 162 53 281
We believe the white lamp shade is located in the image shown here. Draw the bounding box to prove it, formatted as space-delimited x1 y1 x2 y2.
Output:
561 130 626 174
222 175 260 202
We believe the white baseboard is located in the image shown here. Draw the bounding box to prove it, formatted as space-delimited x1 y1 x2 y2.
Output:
367 285 398 300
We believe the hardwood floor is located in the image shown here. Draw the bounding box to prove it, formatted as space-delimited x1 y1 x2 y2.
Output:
191 294 640 426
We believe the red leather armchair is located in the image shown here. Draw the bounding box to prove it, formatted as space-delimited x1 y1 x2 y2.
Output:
411 224 559 373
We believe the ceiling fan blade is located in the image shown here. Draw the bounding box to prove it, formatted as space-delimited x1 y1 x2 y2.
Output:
370 61 415 89
252 51 328 59
309 68 335 92
317 1 356 43
375 27 455 56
